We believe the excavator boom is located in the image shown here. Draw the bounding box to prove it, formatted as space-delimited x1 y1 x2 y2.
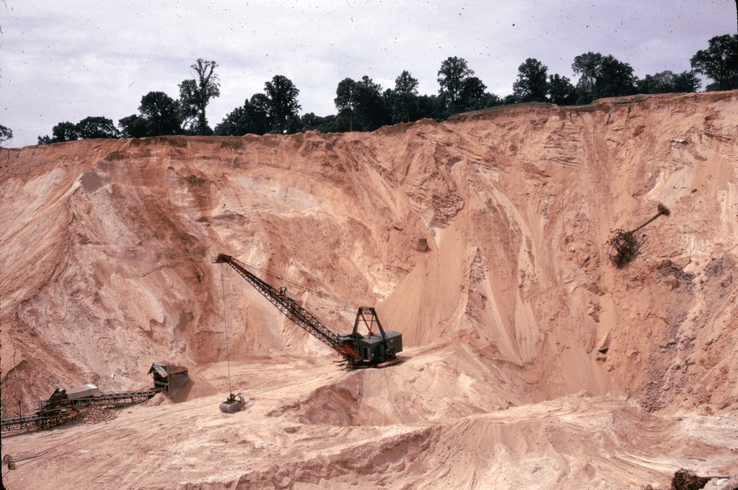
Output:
215 254 363 360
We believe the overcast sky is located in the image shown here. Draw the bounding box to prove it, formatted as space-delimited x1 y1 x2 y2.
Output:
2 0 735 148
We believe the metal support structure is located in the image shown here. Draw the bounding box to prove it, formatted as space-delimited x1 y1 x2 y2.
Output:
216 254 363 360
352 307 387 339
1 389 157 433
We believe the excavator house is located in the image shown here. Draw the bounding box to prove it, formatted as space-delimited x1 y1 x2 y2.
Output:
216 254 403 368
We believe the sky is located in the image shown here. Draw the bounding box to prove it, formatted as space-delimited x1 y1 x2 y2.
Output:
1 0 736 148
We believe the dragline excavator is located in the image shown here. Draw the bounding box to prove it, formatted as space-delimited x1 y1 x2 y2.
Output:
215 254 403 368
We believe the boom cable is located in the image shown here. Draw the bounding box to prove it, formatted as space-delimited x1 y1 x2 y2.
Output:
221 266 233 398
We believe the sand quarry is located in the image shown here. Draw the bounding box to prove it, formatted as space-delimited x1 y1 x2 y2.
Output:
1 92 737 489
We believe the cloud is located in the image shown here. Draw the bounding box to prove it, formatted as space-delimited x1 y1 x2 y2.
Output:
2 0 735 147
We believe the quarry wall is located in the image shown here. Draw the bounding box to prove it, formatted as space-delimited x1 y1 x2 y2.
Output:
1 91 736 415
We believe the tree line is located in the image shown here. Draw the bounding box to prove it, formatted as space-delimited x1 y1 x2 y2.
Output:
30 33 738 145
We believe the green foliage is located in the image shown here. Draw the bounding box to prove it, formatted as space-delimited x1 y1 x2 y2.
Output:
385 70 447 125
215 75 302 137
38 117 118 144
334 77 359 131
215 93 271 136
670 71 702 93
636 70 701 94
416 94 444 120
334 76 389 132
0 124 12 145
119 91 182 138
40 46 720 144
300 113 339 133
436 58 498 116
513 58 549 103
690 34 738 91
572 52 636 104
38 121 77 144
264 75 301 134
547 74 577 105
596 56 637 98
571 52 601 103
213 107 245 136
51 121 79 142
138 91 182 135
76 116 119 139
458 76 488 110
389 70 420 124
118 115 149 139
437 56 475 111
179 59 220 135
249 94 272 134
394 70 419 95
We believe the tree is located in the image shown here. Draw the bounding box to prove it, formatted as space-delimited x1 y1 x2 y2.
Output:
416 94 444 121
458 76 490 110
138 91 182 135
477 92 503 110
636 70 701 94
214 106 246 136
572 52 636 104
38 117 119 144
334 78 359 131
119 91 182 138
395 70 419 95
437 56 475 113
355 76 389 131
548 74 577 105
38 121 78 144
0 124 12 145
52 121 79 142
118 114 149 139
690 34 738 91
512 58 549 103
76 116 119 139
264 75 301 134
216 75 300 136
596 56 637 99
334 76 389 132
571 52 602 104
179 59 220 135
390 70 420 123
300 113 339 133
214 93 271 136
248 94 272 134
671 71 702 92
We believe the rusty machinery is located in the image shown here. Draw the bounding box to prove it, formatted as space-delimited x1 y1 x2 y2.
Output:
1 363 189 433
215 254 403 369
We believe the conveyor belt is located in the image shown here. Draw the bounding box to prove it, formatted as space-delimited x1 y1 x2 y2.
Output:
63 389 157 409
1 389 158 433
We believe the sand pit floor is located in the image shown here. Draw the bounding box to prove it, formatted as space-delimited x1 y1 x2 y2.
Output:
3 351 738 490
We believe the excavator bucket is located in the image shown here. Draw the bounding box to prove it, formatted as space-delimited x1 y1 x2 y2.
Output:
219 393 245 414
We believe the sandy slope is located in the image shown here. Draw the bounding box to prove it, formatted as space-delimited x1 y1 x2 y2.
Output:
3 354 737 490
1 91 737 489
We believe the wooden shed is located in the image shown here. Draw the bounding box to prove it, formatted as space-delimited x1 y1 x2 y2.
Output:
148 363 189 398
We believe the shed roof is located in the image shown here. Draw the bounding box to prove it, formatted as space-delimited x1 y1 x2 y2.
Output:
148 363 188 378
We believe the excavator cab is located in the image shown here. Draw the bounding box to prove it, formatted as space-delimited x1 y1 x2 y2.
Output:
337 307 403 368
